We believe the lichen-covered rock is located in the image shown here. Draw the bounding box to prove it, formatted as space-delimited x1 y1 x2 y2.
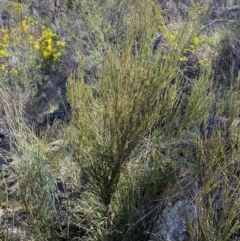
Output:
150 200 197 241
211 5 240 20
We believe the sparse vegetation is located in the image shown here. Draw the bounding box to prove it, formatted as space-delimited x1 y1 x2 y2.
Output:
0 0 240 241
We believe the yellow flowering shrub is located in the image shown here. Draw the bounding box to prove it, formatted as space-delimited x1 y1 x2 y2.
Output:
0 4 66 88
0 29 9 58
13 2 23 13
20 20 28 33
158 21 202 63
11 12 65 64
34 27 66 62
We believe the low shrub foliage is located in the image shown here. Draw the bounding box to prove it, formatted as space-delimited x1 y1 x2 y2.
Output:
0 0 240 240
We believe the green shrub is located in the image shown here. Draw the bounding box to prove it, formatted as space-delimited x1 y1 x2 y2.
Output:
3 1 240 241
67 0 208 211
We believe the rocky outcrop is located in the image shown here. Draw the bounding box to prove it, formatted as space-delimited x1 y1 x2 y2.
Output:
149 200 197 241
211 5 240 20
204 5 240 31
42 102 72 126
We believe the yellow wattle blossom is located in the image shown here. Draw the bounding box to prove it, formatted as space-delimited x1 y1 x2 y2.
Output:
42 28 56 40
193 36 200 46
179 56 188 62
34 42 40 50
27 17 37 25
13 3 23 13
56 41 66 47
43 50 49 58
2 33 8 44
53 52 61 60
46 44 52 51
46 38 52 45
20 20 28 33
29 35 35 44
0 50 6 57
34 27 65 62
0 29 8 58
11 67 18 74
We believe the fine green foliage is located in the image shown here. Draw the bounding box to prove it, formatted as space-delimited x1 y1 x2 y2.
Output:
66 0 201 208
1 0 240 241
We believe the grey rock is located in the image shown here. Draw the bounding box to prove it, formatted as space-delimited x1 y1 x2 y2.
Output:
0 164 7 172
150 200 196 241
204 5 240 31
211 5 240 20
42 102 71 126
0 10 9 28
